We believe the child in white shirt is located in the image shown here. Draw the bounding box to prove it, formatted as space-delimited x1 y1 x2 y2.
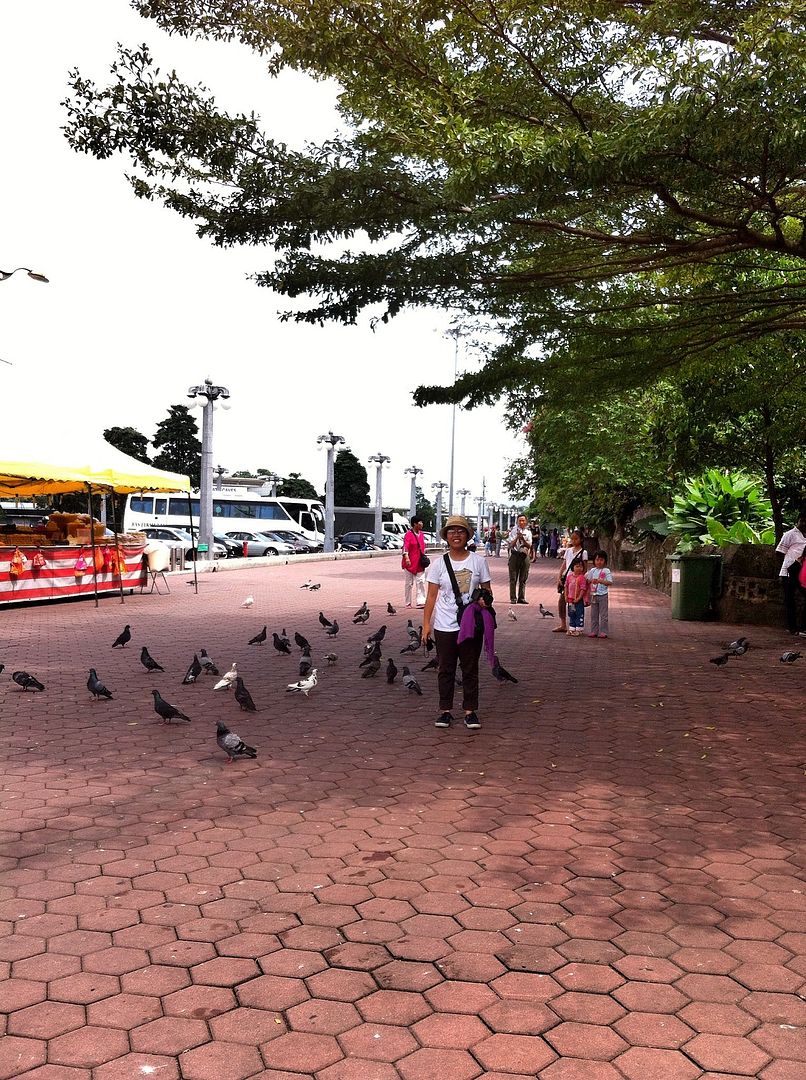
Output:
586 551 613 638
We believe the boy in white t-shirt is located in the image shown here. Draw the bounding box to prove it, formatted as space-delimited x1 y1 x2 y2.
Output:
585 551 613 638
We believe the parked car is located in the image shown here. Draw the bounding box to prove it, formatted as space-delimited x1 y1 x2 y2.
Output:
141 527 226 560
262 529 323 554
224 529 296 557
213 532 243 558
337 531 382 551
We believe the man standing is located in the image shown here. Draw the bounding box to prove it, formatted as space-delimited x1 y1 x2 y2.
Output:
776 511 806 636
402 515 427 607
507 514 533 604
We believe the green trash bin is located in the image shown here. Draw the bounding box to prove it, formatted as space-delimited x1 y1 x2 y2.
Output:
668 552 723 620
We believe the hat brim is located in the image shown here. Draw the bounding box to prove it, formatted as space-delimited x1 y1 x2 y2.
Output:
440 524 471 541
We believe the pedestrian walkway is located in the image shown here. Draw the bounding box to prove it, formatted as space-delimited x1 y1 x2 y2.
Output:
0 555 804 1079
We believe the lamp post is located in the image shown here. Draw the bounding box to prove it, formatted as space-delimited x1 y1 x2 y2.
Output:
0 267 49 283
457 488 471 517
488 503 498 531
498 504 505 531
187 379 231 560
404 465 423 520
368 452 391 544
317 431 345 553
263 472 281 497
432 481 448 538
214 465 227 491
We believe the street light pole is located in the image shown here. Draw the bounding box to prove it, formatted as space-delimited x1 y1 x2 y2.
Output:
404 466 423 520
317 431 345 553
187 379 231 561
432 481 448 537
368 452 391 544
214 465 227 491
457 488 471 517
263 472 281 497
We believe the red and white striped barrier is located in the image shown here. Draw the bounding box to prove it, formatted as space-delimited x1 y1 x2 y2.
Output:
0 543 147 605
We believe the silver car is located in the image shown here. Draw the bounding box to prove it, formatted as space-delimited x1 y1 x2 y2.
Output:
224 530 296 557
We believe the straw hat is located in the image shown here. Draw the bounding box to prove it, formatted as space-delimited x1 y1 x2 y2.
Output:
440 514 472 541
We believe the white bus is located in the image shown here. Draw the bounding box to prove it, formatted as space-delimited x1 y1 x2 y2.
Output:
123 489 326 543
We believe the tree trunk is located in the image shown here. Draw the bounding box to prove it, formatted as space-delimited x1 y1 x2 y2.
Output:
760 404 784 541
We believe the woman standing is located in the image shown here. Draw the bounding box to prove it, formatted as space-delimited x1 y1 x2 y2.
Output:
554 528 588 633
423 515 493 731
402 515 427 607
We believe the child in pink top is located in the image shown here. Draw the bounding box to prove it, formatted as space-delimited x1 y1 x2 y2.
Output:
565 561 590 636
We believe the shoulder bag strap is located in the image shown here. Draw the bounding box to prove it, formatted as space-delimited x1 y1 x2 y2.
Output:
443 554 465 613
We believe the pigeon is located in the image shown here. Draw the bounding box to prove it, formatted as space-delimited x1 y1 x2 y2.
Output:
182 654 203 684
279 629 291 648
422 657 438 671
367 625 387 644
725 636 748 651
325 620 340 637
248 625 267 646
0 663 4 676
140 647 165 673
295 632 311 652
407 620 419 640
300 579 321 590
400 641 420 655
152 689 190 723
508 608 518 622
87 669 113 699
354 601 369 618
781 651 802 663
492 655 518 683
386 658 398 683
728 643 749 656
112 624 131 648
299 652 313 677
308 583 321 591
12 670 45 691
318 612 333 628
361 659 381 678
387 602 397 615
217 721 257 763
360 643 382 668
213 662 238 690
272 633 292 655
325 653 338 666
234 676 257 712
353 611 370 625
241 595 254 608
199 649 219 676
538 604 554 618
287 670 318 696
710 653 730 667
401 667 422 695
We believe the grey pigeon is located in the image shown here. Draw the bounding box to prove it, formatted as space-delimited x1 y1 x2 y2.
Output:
400 641 420 654
299 653 313 677
273 633 292 655
87 668 113 700
12 670 44 691
324 653 338 666
353 610 370 625
295 632 311 652
710 653 730 667
140 647 165 673
538 604 554 618
725 636 748 651
234 676 257 712
492 655 518 683
217 721 257 763
199 649 219 676
407 620 418 639
728 643 749 656
248 625 267 646
318 612 333 628
386 658 398 683
367 624 387 644
387 602 397 615
361 658 381 678
152 689 190 723
325 620 340 637
182 654 202 684
360 643 382 668
401 667 422 695
112 624 131 648
422 657 438 672
781 651 802 663
354 601 369 618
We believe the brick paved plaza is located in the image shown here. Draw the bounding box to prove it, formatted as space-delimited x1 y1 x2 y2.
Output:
1 555 805 1079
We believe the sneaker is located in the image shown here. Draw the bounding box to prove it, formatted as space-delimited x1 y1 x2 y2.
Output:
435 712 453 728
464 712 481 730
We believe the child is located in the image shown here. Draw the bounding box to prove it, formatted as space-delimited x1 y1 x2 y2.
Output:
565 559 589 635
586 551 613 638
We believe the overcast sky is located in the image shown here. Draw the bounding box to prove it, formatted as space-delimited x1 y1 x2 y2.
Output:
1 1 526 511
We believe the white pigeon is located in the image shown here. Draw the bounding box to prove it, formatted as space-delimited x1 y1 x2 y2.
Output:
286 669 318 696
300 580 314 590
241 595 254 608
508 608 517 622
213 662 238 691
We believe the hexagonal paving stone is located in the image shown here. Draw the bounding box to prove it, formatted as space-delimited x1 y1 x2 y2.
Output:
162 984 235 1019
338 1022 419 1061
686 1033 772 1074
237 974 309 1010
48 1025 130 1068
424 980 499 1014
48 972 120 1004
545 1022 628 1060
94 1053 179 1080
613 1012 694 1049
615 1046 702 1080
0 1035 47 1078
6 1001 85 1040
473 1033 557 1073
130 1016 210 1055
356 989 432 1026
86 992 162 1029
397 1047 483 1080
260 1030 343 1072
286 998 361 1035
177 1041 264 1080
678 1001 757 1035
412 1012 490 1048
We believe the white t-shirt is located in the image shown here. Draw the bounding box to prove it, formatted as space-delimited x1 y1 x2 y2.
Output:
426 552 491 632
586 566 613 595
776 527 806 577
562 546 588 572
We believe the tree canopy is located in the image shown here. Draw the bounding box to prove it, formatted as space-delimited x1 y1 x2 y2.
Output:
152 405 202 485
64 1 806 409
333 448 370 506
103 425 151 465
279 472 320 499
